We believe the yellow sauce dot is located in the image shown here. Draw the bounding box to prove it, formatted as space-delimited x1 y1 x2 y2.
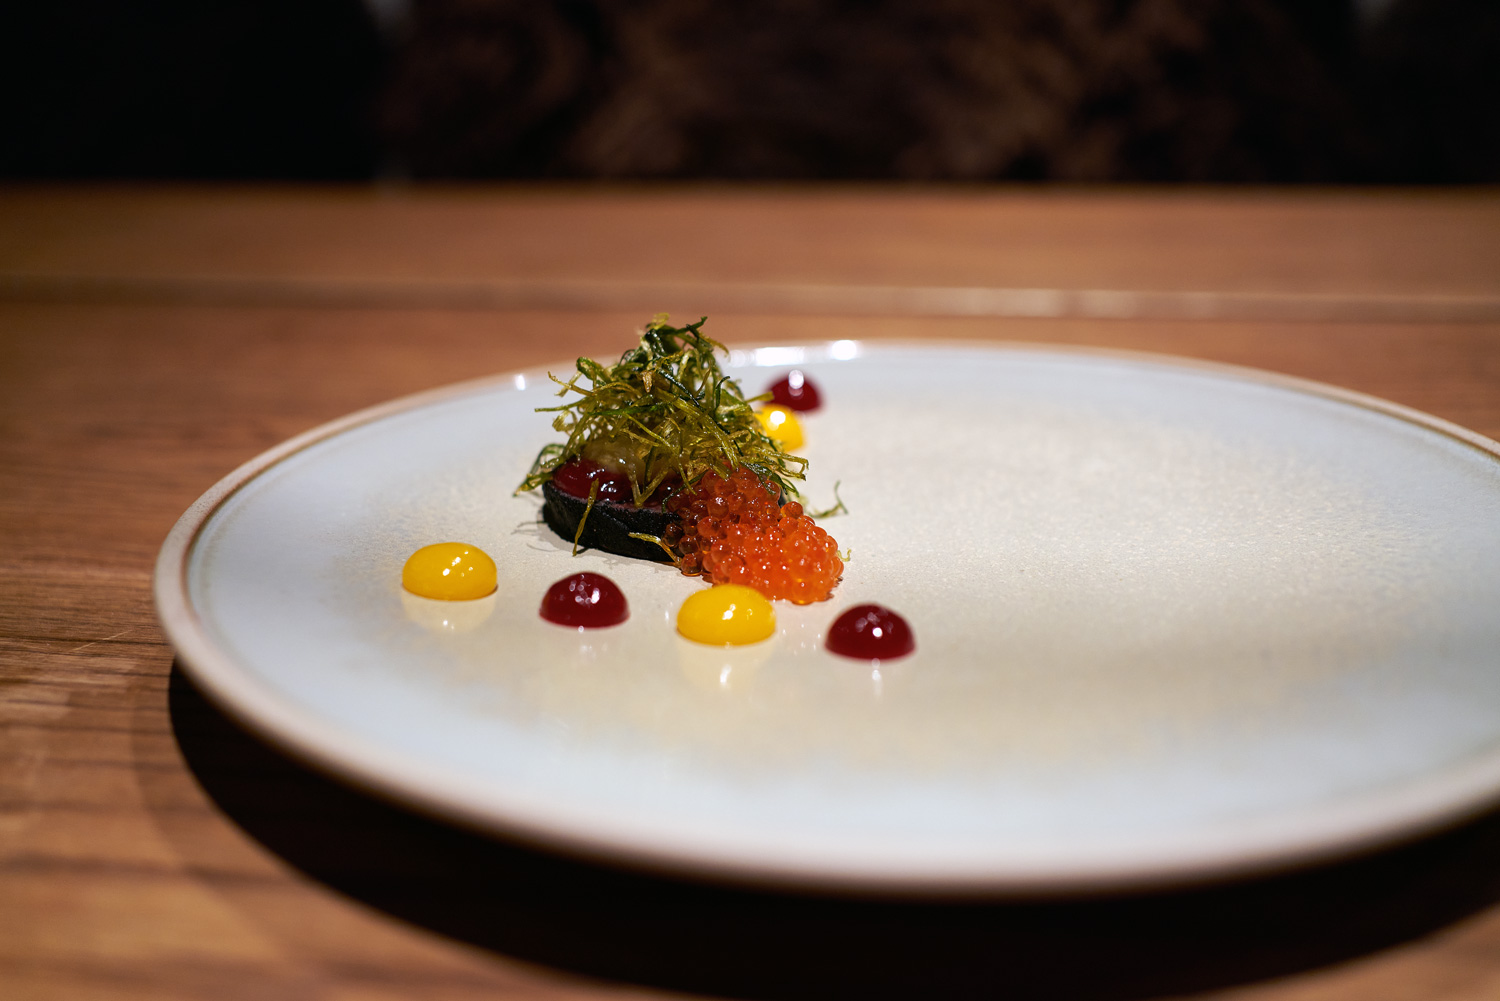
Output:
402 542 497 600
677 584 776 646
755 405 804 450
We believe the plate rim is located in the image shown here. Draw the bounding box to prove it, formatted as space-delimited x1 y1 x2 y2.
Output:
154 339 1500 895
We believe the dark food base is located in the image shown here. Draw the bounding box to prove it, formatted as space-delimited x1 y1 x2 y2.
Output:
541 480 677 563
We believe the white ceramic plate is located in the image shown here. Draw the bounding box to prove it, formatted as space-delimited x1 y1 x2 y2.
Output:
156 342 1500 893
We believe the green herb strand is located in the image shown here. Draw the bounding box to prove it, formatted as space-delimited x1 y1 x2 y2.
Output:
515 315 806 504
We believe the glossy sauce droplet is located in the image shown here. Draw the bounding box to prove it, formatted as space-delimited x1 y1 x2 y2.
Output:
540 572 629 628
402 543 497 600
677 584 776 645
755 405 804 449
768 370 822 411
826 604 914 660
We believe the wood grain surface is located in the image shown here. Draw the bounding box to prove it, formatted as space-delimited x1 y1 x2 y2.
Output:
4 187 1500 1001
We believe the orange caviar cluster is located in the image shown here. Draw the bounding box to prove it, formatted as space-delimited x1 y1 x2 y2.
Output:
663 466 843 604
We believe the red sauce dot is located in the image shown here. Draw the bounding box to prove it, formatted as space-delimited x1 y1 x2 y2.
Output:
540 572 629 628
550 458 632 503
768 370 822 412
826 604 914 660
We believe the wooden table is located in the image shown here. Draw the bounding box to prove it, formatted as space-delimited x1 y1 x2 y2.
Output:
4 186 1500 1001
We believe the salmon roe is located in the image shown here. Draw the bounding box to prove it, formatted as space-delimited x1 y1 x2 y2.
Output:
663 466 843 604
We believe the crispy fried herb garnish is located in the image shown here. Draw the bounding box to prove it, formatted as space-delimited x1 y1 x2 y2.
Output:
516 315 807 506
807 480 847 520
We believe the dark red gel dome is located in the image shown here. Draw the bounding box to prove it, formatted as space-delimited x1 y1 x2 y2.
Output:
826 604 914 660
540 572 629 628
767 370 822 411
549 458 633 504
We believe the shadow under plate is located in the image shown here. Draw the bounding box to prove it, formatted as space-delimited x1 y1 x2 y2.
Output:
169 662 1500 1001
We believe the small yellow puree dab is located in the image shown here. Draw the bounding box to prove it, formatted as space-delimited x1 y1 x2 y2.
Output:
755 405 804 450
677 584 776 645
402 542 497 600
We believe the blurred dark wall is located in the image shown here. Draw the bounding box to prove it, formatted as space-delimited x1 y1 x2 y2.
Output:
0 0 382 178
1 0 1496 182
1360 0 1500 183
379 0 1362 182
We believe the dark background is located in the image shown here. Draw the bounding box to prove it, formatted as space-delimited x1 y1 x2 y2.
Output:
1 0 1496 182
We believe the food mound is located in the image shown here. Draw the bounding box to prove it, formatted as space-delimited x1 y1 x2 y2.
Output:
517 315 843 603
